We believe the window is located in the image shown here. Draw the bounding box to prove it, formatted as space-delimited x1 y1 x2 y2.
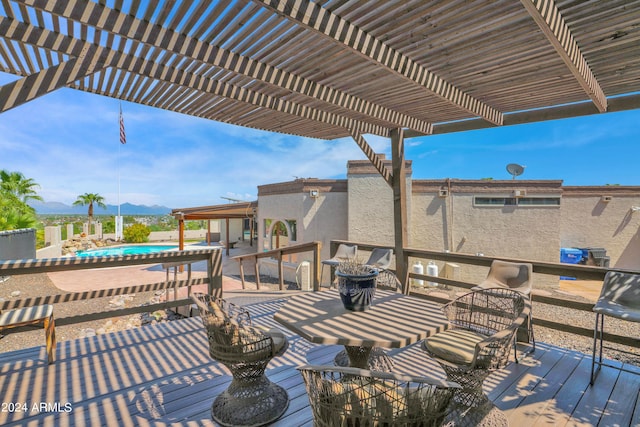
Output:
517 197 560 206
474 196 560 206
286 219 297 241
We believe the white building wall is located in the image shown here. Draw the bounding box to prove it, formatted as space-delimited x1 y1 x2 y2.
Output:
220 218 244 243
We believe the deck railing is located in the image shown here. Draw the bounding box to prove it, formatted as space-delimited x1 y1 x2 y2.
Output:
231 241 322 290
330 239 640 348
0 249 222 329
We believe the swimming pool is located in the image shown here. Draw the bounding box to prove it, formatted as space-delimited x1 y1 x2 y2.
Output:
75 245 177 257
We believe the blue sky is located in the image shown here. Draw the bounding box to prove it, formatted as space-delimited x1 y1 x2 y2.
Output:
1 71 639 209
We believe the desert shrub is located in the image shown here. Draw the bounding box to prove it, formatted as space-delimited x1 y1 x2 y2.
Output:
123 223 151 243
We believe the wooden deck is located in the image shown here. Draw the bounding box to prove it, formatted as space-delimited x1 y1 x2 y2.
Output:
1 295 638 426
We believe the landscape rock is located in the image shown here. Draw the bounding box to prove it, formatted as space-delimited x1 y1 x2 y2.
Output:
61 237 115 256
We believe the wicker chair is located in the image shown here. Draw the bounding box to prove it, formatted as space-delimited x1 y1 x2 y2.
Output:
422 288 529 407
474 259 535 358
192 293 289 427
298 364 459 427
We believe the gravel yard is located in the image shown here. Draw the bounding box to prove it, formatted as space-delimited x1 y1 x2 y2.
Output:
0 273 170 353
1 273 638 368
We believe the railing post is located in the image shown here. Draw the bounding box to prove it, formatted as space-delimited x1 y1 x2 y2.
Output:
278 250 284 290
329 240 338 285
238 259 246 290
255 259 261 290
314 241 322 291
208 249 223 298
401 251 410 294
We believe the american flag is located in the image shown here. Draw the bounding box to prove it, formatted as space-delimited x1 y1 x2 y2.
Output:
119 105 126 144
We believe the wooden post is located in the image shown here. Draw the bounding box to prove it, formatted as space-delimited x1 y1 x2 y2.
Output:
178 217 185 250
250 216 254 247
178 214 185 273
225 218 230 257
207 220 211 245
390 128 409 294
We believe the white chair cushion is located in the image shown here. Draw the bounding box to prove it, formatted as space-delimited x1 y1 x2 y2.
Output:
264 327 287 353
423 329 488 365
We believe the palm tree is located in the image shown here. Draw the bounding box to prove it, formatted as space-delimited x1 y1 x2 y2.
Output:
0 191 37 230
0 170 41 230
73 193 107 236
0 170 43 205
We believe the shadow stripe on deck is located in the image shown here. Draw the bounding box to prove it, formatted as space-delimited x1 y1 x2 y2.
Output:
1 296 638 426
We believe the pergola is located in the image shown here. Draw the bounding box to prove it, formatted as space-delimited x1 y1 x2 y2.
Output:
2 0 640 281
172 201 257 255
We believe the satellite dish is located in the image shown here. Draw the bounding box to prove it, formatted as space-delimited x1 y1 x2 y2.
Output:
506 163 525 179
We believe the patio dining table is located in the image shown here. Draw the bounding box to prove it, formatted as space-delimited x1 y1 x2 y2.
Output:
274 289 450 369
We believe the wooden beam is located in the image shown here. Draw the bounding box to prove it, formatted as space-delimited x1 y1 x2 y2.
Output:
18 0 432 134
390 128 409 294
349 129 392 187
403 94 640 139
520 0 607 112
254 0 503 126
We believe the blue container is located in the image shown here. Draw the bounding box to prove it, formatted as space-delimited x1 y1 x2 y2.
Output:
560 248 583 280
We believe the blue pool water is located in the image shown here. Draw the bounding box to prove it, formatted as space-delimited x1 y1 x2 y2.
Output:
75 245 177 257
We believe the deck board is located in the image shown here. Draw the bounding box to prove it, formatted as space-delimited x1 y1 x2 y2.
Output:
1 296 638 426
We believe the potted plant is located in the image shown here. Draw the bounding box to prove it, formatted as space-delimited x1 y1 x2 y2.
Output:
336 258 379 311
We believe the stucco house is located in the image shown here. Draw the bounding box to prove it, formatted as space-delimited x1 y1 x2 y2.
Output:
256 156 640 286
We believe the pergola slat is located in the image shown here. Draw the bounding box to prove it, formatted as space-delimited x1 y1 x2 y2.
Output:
0 44 107 112
0 16 390 136
254 0 504 126
18 0 432 134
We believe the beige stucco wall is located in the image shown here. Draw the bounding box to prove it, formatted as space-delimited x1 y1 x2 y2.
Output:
257 180 348 263
560 188 640 269
410 181 562 286
347 158 412 251
347 174 402 246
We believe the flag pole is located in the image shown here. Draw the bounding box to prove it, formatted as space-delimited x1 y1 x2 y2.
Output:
117 131 121 239
117 103 126 240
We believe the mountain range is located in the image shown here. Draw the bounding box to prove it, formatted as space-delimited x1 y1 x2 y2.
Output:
30 201 172 215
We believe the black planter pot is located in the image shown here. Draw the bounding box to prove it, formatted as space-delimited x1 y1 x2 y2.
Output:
336 269 379 311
